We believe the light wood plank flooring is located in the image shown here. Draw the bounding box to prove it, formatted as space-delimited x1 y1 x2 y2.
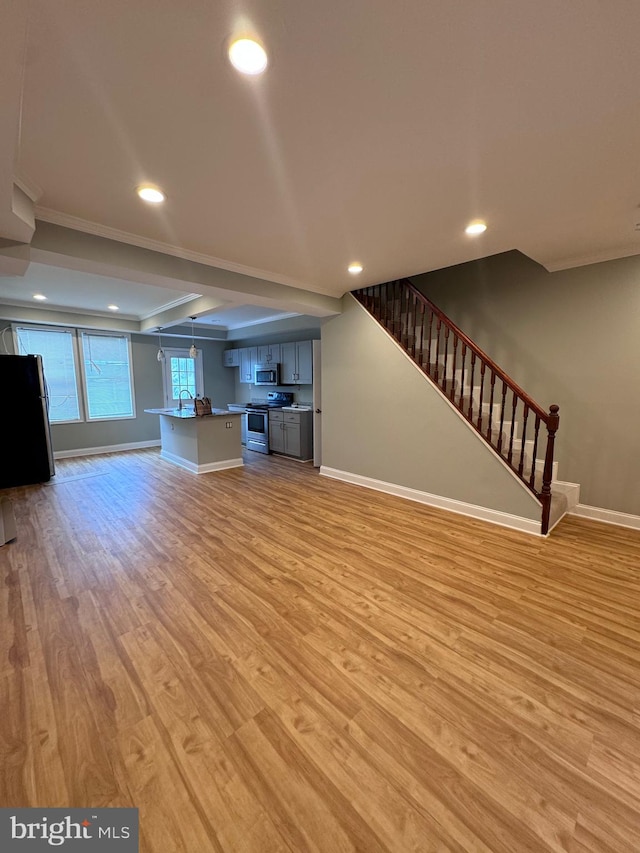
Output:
1 448 639 852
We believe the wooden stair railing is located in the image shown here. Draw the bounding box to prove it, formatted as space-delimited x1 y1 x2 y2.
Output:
353 279 560 535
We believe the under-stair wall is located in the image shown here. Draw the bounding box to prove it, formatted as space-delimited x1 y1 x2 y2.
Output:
321 294 544 533
410 251 640 523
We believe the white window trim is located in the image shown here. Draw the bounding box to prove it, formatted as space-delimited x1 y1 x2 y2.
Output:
79 330 137 422
12 323 136 424
12 322 85 424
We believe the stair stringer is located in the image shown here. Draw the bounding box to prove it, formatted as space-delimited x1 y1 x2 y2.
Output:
320 295 544 534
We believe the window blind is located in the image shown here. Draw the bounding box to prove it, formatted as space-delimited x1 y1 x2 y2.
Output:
81 332 134 419
15 326 81 422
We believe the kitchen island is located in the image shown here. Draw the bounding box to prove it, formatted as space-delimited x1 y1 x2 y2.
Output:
144 408 243 474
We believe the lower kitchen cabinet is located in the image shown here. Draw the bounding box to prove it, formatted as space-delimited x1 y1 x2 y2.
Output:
269 410 312 460
269 411 285 453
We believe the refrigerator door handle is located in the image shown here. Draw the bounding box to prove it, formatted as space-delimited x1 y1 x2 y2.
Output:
40 394 55 477
36 355 55 478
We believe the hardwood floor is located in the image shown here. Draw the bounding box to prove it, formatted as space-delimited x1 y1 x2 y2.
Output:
1 448 639 852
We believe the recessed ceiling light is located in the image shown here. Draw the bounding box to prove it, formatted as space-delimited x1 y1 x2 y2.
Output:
348 262 364 274
228 38 268 75
33 293 47 301
137 185 165 204
465 221 487 236
108 304 119 311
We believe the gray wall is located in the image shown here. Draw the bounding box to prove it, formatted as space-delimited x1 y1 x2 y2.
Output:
1 319 236 453
412 251 640 515
321 295 541 520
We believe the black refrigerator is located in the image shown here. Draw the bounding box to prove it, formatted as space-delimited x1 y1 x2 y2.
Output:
0 353 55 488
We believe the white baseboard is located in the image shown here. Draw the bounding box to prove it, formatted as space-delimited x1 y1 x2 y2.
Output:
570 503 640 531
54 439 161 459
160 450 243 474
319 466 542 535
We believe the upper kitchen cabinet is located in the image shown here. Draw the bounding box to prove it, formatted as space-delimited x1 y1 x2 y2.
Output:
239 346 258 383
223 349 240 367
280 340 313 384
257 343 280 365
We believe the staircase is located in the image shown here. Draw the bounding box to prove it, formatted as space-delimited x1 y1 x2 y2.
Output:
353 279 572 535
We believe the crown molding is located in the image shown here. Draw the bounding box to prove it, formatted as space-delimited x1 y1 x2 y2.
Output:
0 293 201 324
139 292 202 321
544 244 640 273
35 207 309 290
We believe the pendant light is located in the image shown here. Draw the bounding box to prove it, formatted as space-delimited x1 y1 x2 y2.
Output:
189 317 197 359
156 327 165 362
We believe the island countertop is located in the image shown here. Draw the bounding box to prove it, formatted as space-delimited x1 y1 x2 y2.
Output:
144 407 237 419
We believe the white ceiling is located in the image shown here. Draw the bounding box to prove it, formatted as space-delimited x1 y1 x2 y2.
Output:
0 262 198 320
194 305 299 330
2 1 640 328
0 260 304 330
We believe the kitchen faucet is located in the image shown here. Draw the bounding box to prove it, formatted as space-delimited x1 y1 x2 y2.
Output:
178 389 194 411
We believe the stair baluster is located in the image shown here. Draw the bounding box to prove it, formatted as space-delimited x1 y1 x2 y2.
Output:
507 391 518 465
476 360 485 433
450 336 459 402
497 382 507 453
465 350 474 420
518 405 529 477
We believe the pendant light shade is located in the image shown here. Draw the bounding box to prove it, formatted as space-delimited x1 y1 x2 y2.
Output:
156 327 165 361
189 317 197 359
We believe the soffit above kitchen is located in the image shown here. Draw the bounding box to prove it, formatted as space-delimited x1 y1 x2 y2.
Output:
3 0 640 311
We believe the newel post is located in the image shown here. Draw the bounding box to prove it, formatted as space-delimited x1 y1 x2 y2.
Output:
540 404 560 535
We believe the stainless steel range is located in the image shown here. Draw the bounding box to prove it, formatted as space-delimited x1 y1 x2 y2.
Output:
245 391 293 454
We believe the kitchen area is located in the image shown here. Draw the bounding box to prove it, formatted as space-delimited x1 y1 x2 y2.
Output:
224 337 320 464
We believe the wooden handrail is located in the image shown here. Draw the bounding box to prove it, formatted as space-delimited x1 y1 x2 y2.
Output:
353 279 560 535
402 279 550 424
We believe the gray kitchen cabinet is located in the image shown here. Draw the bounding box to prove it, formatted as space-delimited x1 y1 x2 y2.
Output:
269 409 312 460
295 340 313 384
283 418 301 458
239 346 258 383
268 410 285 453
257 343 280 365
222 349 240 367
280 340 313 384
280 343 296 383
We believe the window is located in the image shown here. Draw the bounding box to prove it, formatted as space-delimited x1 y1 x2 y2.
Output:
171 355 196 400
80 332 135 420
14 325 82 422
14 324 135 423
162 347 204 407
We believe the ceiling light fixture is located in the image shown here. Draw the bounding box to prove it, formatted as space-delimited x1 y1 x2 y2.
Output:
228 38 268 75
137 185 166 204
189 317 197 359
465 221 487 236
108 304 119 311
33 293 47 301
156 327 165 362
348 262 364 275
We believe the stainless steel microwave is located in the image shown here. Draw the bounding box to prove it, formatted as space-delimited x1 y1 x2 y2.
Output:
254 364 280 386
